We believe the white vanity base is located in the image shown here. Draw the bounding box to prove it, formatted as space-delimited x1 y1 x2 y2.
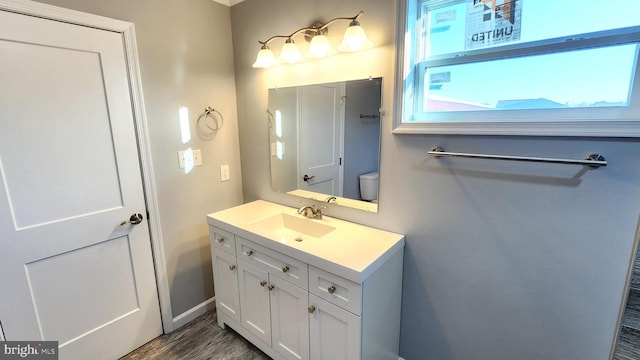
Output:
208 200 405 360
215 250 403 360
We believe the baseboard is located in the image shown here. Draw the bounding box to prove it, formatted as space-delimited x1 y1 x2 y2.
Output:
171 297 215 330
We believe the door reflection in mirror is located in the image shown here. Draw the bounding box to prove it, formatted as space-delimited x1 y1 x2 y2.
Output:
268 78 382 212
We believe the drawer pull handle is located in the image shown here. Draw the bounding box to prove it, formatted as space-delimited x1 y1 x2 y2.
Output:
260 280 267 287
216 237 224 244
327 285 336 294
268 284 275 291
229 264 236 271
308 306 316 314
281 266 290 273
245 250 253 256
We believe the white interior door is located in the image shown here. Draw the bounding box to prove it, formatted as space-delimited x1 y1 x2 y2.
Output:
0 9 162 359
298 83 344 196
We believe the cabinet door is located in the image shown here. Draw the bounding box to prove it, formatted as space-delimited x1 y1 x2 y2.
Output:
212 251 241 324
270 276 310 360
309 294 361 360
238 260 272 345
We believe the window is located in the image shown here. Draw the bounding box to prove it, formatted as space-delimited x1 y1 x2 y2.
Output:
394 0 640 136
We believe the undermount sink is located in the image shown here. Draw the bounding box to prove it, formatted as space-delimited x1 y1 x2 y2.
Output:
250 213 336 239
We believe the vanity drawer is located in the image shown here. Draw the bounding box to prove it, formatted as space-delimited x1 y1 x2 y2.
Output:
236 237 308 290
210 226 236 256
309 266 362 315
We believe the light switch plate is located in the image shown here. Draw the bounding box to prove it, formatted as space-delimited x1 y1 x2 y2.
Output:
220 164 230 181
193 150 202 166
178 149 202 169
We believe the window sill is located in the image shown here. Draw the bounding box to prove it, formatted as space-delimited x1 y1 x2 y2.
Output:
392 120 640 137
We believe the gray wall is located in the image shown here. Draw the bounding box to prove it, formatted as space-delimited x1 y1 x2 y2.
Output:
231 1 640 359
34 0 244 318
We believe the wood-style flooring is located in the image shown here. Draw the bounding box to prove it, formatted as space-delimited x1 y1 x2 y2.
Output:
614 249 640 360
120 310 270 360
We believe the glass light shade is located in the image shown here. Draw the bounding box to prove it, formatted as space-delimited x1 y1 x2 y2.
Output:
279 40 304 64
307 34 337 58
338 22 373 52
252 47 277 68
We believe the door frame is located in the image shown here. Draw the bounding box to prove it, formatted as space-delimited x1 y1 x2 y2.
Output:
0 0 175 332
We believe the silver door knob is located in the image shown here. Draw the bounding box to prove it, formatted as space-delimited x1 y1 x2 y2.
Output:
120 213 143 226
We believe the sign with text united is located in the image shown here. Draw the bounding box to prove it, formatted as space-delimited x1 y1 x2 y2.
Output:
466 0 522 49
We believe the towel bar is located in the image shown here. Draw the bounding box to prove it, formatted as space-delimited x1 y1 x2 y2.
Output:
429 147 607 168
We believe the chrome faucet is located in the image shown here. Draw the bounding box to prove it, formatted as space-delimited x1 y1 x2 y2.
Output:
298 203 324 219
324 196 337 203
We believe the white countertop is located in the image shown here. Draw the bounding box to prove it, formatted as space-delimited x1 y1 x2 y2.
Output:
207 200 404 283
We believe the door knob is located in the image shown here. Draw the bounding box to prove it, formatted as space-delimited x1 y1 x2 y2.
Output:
120 213 143 226
303 174 315 182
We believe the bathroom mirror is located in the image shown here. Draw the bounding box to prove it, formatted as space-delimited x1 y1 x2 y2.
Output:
268 78 382 212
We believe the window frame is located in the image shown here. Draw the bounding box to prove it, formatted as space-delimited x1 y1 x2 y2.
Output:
393 0 640 136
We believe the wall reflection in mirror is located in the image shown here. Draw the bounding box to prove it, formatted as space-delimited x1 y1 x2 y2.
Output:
268 78 382 212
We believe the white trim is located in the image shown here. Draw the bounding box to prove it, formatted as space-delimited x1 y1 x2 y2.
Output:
211 0 245 7
122 21 175 334
0 0 174 333
172 297 216 330
393 120 640 137
394 0 640 136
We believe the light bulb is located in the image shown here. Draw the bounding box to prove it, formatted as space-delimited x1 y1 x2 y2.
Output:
252 46 277 68
307 33 337 58
279 39 304 64
338 21 373 52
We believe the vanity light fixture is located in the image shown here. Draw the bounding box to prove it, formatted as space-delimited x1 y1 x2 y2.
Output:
252 11 373 68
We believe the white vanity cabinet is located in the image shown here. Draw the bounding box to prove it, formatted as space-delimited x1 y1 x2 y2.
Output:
210 228 241 324
237 237 311 360
309 294 360 359
208 200 405 360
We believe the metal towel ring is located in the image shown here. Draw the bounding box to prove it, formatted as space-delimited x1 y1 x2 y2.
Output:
197 106 224 132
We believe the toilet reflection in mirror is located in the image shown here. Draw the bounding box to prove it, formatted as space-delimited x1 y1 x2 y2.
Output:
268 78 382 212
